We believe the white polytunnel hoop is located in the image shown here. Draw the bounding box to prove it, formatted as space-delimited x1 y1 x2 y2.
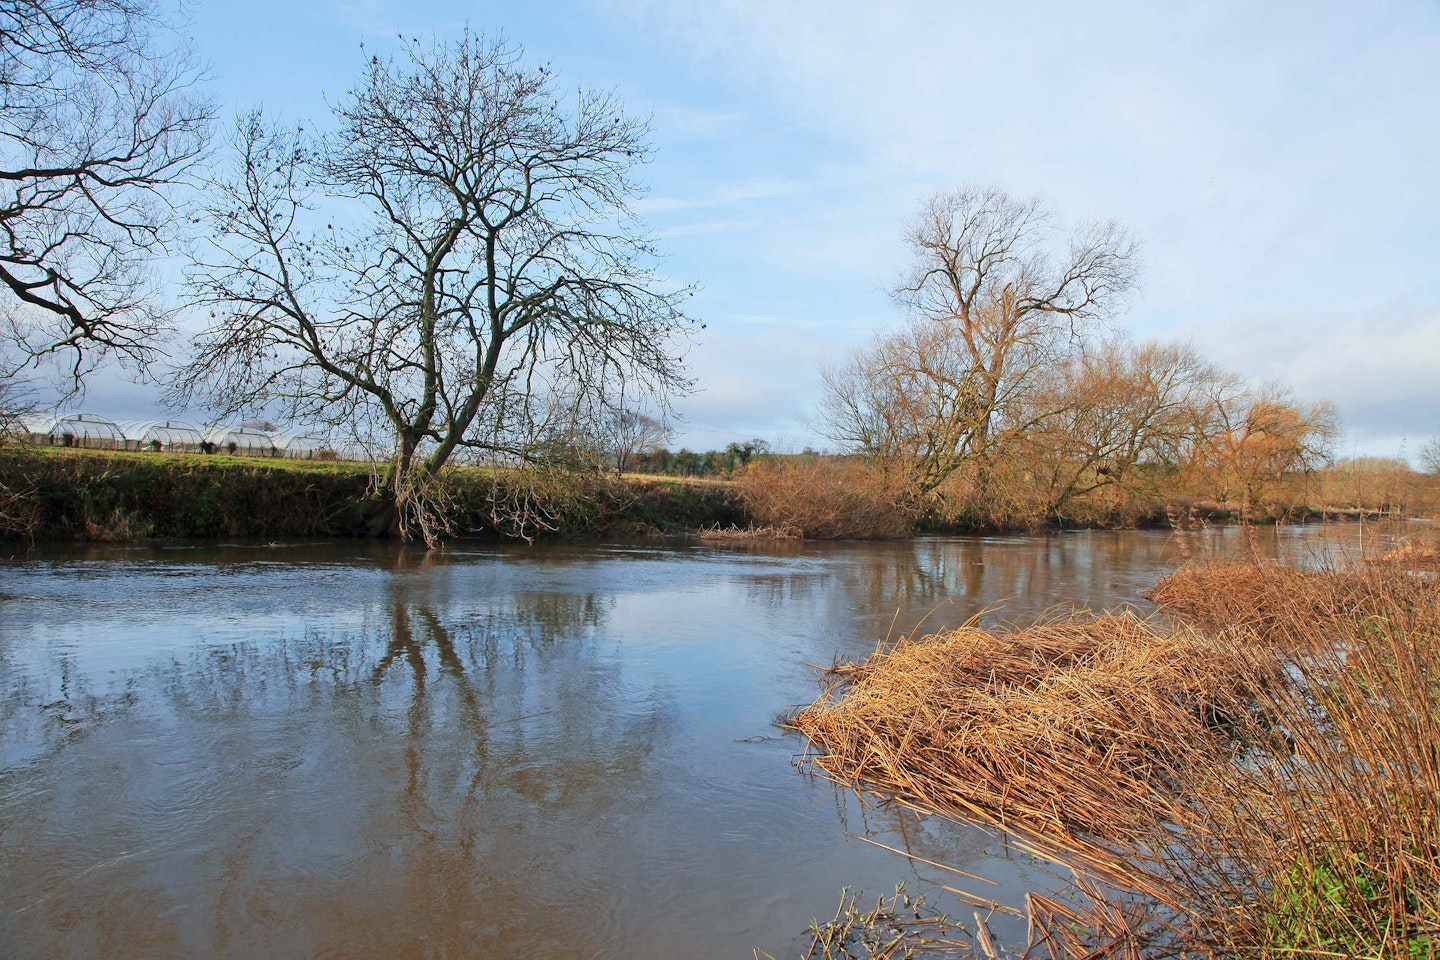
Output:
32 412 128 449
120 420 205 451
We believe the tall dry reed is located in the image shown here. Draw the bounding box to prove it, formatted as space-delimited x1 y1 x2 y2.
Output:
1151 560 1440 958
792 556 1440 958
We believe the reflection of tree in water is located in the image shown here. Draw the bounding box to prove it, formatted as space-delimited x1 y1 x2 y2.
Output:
0 574 676 960
333 584 676 957
759 536 1185 649
739 542 982 644
740 545 945 609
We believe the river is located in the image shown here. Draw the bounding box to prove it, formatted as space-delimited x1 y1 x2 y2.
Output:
0 524 1403 958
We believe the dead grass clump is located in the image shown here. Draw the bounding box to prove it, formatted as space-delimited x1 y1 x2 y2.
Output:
695 523 803 542
1375 537 1440 570
1151 561 1440 958
1148 560 1376 643
755 885 973 960
794 561 1440 957
789 612 1264 852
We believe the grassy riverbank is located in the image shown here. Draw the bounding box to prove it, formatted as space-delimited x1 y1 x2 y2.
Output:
0 446 744 542
790 552 1440 958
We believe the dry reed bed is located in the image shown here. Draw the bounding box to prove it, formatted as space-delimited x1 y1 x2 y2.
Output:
1376 538 1440 570
695 523 803 542
788 613 1267 905
791 558 1440 958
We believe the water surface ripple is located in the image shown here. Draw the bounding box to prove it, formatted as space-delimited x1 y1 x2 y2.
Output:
0 526 1383 958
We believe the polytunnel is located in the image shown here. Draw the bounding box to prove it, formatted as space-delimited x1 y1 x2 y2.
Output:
121 420 205 452
273 430 334 459
204 424 277 457
32 412 128 449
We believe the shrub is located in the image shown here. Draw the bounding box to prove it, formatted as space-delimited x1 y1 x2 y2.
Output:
737 457 912 539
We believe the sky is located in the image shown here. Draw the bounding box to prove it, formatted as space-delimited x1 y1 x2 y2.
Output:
57 0 1440 459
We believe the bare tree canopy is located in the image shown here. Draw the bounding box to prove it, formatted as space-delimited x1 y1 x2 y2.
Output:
602 408 674 474
820 185 1139 506
1023 339 1220 513
1421 436 1440 476
0 0 212 379
1188 380 1338 522
178 32 696 540
892 187 1138 454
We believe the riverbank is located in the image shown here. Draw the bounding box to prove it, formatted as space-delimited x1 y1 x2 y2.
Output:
789 554 1440 957
0 446 745 541
1 444 1422 545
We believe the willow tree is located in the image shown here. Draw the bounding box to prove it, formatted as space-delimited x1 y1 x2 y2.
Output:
179 33 695 541
820 187 1138 508
1019 339 1219 521
1187 381 1338 522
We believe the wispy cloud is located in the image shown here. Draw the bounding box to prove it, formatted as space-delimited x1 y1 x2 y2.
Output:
597 0 1440 450
327 1 466 42
635 176 816 214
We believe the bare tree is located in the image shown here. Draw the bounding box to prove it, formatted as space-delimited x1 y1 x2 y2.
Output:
1187 381 1339 522
1 0 211 381
602 408 673 474
1024 339 1218 517
178 33 695 541
1419 436 1440 476
819 186 1138 507
818 317 978 503
0 370 34 440
0 370 38 536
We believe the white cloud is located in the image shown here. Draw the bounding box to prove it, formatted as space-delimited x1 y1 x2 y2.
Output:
597 0 1440 449
58 0 1438 455
668 323 843 449
1183 308 1440 456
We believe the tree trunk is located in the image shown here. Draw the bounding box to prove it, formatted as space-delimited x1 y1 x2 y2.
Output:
355 447 412 538
358 493 401 538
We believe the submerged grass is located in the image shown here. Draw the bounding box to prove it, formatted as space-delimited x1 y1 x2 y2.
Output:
789 552 1440 958
695 523 803 542
756 885 975 960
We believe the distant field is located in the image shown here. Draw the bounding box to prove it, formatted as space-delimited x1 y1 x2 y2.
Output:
16 444 376 475
17 445 738 484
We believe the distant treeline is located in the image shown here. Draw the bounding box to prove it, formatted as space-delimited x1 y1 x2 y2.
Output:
624 440 773 479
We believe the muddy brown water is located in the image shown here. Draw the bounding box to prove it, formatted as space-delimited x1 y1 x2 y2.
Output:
0 524 1407 959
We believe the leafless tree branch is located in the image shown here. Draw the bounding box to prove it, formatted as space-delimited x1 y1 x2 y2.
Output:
0 0 213 385
176 32 695 541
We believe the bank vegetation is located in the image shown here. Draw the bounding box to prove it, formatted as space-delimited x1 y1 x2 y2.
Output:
789 553 1440 957
728 186 1378 540
0 445 740 542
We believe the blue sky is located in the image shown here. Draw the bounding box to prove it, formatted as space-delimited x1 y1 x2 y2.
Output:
76 0 1440 458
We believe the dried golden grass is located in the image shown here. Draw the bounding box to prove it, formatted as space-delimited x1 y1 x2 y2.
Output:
793 560 1440 958
755 885 973 960
1374 537 1440 570
695 523 803 542
1149 561 1374 641
1153 561 1440 958
738 457 914 539
789 612 1271 902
